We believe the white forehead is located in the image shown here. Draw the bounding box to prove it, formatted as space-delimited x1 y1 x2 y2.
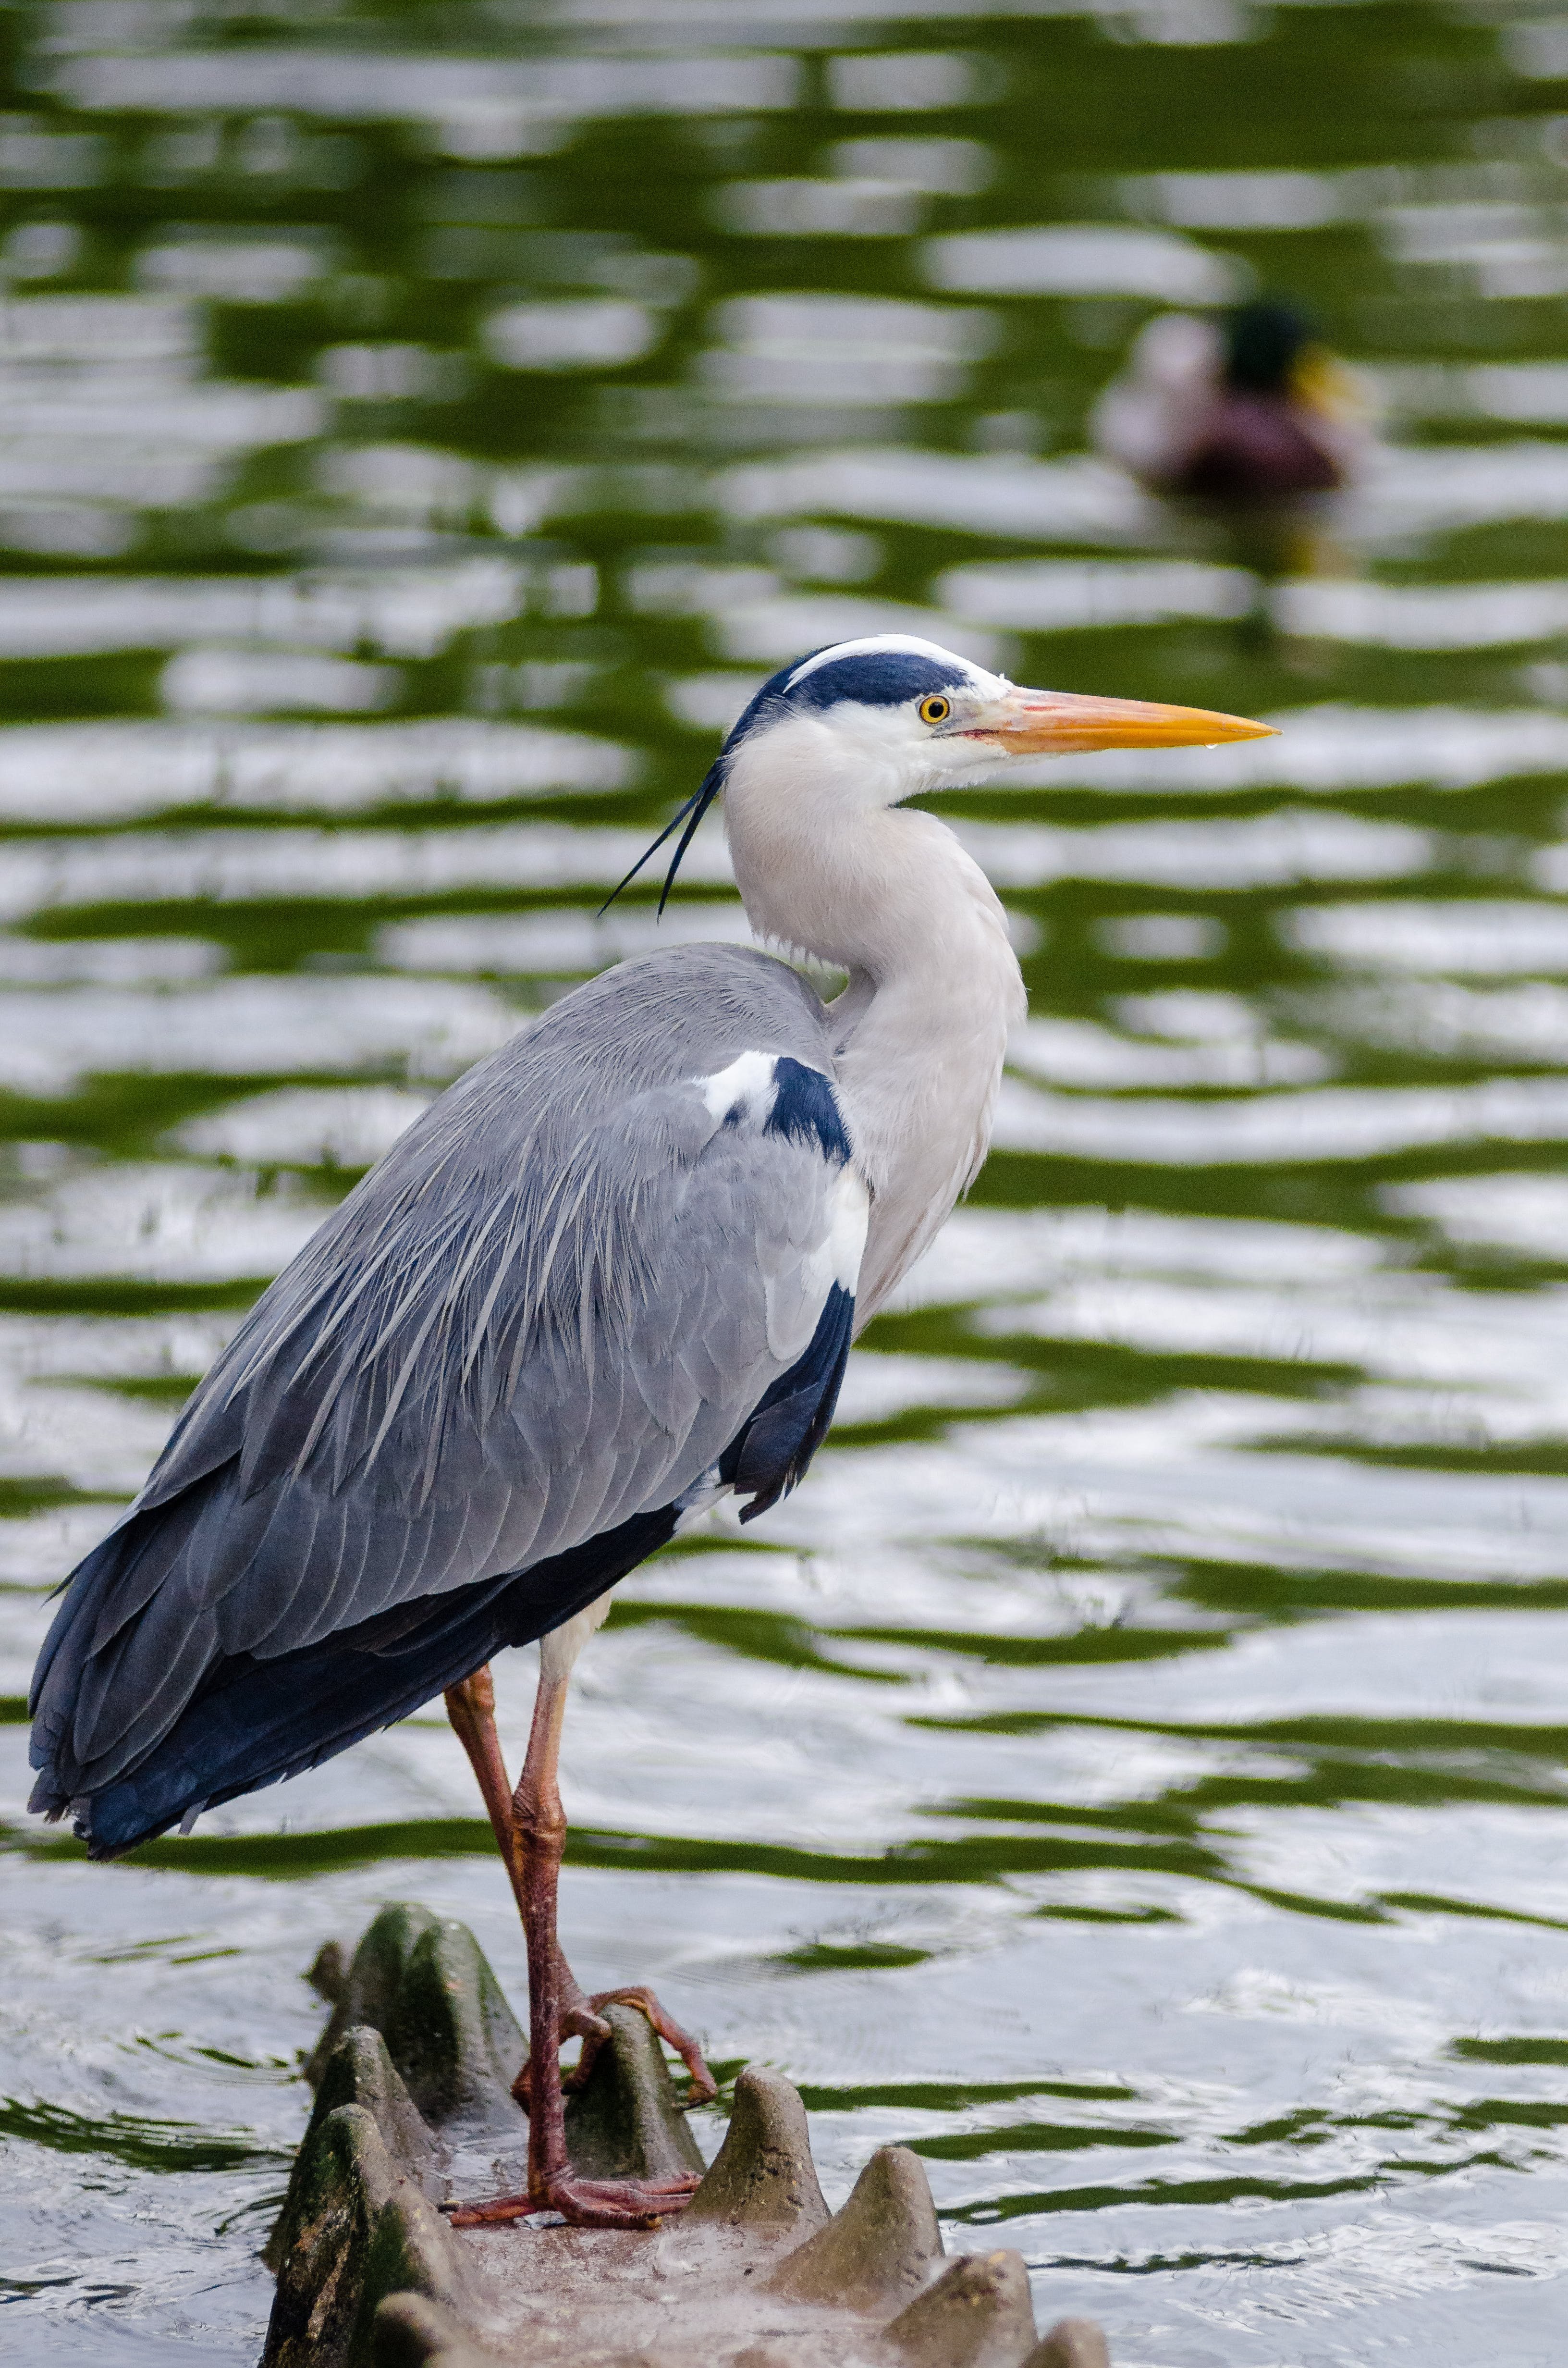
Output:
784 633 1006 699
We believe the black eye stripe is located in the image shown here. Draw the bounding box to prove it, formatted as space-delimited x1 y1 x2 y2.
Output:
775 650 970 715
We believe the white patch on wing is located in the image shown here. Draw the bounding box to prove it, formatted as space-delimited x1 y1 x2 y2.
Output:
697 1045 867 1360
696 1047 778 1126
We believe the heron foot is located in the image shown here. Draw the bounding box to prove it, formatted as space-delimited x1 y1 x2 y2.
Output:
578 1985 718 2104
441 2168 704 2230
511 1984 717 2113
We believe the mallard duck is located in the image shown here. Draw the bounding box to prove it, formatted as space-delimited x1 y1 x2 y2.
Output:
1093 297 1368 507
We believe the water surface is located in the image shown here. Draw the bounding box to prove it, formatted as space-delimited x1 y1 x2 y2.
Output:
5 2 1568 2361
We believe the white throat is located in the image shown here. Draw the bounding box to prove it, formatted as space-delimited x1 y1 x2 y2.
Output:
722 714 1026 1320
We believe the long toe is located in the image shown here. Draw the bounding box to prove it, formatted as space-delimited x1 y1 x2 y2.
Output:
587 1985 718 2104
440 2169 702 2231
541 2171 703 2229
440 2191 536 2227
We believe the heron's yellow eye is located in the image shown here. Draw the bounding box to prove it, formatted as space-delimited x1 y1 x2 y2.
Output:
919 694 951 726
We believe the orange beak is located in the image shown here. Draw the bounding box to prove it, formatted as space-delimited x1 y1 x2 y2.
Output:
964 687 1277 755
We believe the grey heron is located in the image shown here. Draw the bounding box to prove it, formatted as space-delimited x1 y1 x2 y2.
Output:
28 635 1271 2229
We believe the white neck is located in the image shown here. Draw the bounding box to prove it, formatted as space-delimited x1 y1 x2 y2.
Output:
723 717 1026 1320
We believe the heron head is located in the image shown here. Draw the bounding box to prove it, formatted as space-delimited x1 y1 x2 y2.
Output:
607 634 1273 911
732 634 1274 785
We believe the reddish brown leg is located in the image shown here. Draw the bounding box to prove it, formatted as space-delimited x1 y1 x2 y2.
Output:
440 1662 708 2230
443 1665 514 1851
442 1668 714 2110
443 1668 609 2089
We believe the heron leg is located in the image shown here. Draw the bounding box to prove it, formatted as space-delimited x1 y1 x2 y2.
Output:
443 1667 608 2080
442 1666 714 2109
440 1658 707 2231
443 1664 514 1850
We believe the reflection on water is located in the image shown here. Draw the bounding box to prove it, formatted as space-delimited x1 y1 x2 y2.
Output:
4 3 1568 2361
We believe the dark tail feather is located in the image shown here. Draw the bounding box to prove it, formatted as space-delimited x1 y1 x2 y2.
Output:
73 1503 678 1860
28 1470 237 1819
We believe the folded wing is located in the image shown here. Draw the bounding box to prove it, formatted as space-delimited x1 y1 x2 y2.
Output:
29 946 866 1854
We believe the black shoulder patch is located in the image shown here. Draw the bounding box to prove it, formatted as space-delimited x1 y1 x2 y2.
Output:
765 1056 851 1164
720 1282 855 1523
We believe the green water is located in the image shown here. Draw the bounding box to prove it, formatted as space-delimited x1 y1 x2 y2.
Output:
6 2 1568 2360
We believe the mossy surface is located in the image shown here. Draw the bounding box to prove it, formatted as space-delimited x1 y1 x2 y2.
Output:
267 1906 1113 2368
266 2102 466 2368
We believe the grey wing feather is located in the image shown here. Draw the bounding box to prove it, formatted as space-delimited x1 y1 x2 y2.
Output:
31 945 860 1801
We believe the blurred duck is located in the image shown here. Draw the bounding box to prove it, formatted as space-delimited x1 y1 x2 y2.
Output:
1092 298 1369 509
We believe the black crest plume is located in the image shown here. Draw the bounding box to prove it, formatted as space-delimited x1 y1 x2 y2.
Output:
600 758 725 918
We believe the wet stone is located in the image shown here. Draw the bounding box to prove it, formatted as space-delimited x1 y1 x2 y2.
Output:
1024 2322 1114 2368
880 2252 1040 2368
766 2146 941 2310
266 2102 470 2368
373 2294 499 2368
306 1904 528 2147
565 2002 705 2186
265 2025 441 2275
268 1906 1116 2368
681 2066 829 2233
